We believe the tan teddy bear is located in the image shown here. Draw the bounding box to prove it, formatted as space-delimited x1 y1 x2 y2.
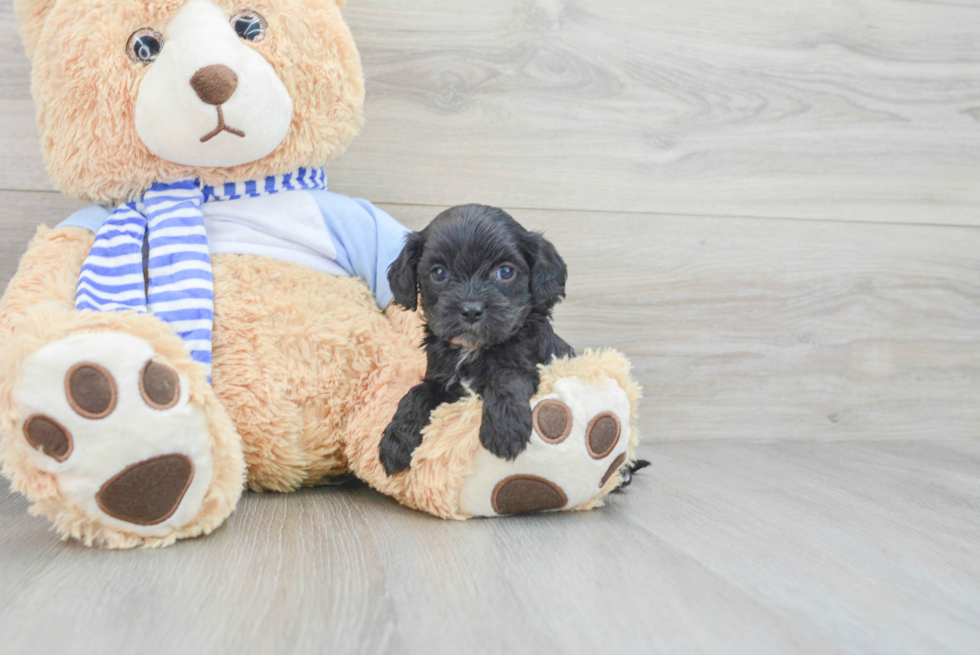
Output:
0 0 641 548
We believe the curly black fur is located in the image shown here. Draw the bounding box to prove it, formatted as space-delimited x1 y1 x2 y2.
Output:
379 204 574 476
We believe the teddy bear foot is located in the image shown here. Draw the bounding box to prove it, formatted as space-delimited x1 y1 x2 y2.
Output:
458 375 634 516
7 331 243 548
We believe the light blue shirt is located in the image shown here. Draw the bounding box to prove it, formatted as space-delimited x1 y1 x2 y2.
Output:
59 189 410 309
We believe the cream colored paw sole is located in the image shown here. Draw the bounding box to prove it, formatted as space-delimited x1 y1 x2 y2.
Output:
459 376 633 517
15 333 213 537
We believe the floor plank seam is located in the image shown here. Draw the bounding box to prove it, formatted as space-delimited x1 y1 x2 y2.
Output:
370 200 980 232
4 188 980 233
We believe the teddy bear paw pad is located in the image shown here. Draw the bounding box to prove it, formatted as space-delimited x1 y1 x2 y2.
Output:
14 333 214 536
491 475 568 514
459 376 632 517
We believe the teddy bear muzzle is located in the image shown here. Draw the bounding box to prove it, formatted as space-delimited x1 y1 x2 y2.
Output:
133 0 292 168
190 64 247 142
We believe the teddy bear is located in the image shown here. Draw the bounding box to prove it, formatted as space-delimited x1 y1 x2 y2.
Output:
0 0 641 549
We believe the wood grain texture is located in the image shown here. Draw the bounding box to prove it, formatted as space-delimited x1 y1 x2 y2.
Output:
0 5 43 194
2 441 980 655
4 1 980 224
340 0 980 225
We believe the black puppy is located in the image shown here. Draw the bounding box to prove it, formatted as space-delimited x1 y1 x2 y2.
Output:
379 204 574 476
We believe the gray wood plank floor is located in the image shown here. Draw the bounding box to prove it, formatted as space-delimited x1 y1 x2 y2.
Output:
2 440 980 655
5 1 980 224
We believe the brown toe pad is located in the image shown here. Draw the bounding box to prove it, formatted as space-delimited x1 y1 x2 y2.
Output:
600 453 628 488
65 363 117 419
586 412 621 459
492 475 568 515
97 455 194 525
23 415 73 462
533 400 573 444
140 361 180 410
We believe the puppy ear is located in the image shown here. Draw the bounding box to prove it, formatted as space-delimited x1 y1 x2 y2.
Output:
387 232 425 311
526 232 568 311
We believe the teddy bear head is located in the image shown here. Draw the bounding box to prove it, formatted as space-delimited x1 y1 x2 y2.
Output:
16 0 365 205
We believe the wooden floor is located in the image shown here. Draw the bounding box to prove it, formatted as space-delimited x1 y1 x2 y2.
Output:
3 440 980 654
2 0 980 653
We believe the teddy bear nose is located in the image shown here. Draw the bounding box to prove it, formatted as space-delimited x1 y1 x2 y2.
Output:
190 64 239 106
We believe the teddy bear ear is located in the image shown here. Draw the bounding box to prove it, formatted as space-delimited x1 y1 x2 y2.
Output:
14 0 58 60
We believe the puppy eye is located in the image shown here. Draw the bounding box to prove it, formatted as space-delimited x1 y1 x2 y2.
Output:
231 10 268 42
126 28 164 65
496 265 515 281
431 268 449 282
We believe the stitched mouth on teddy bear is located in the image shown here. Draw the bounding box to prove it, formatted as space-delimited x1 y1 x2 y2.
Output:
200 106 246 143
191 64 246 143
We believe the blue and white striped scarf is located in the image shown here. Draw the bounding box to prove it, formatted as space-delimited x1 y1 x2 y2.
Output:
76 167 327 379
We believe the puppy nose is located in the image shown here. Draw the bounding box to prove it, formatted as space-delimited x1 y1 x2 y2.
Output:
190 64 239 105
460 301 484 324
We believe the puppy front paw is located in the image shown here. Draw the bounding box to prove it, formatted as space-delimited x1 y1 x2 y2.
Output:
479 404 533 461
379 421 423 476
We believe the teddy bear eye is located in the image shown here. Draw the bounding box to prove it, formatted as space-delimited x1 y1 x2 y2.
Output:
126 28 164 65
231 10 268 42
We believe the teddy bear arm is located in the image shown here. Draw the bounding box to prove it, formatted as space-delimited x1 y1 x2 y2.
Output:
383 302 426 344
0 226 94 333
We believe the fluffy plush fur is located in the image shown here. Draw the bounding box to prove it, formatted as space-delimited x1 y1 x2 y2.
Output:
380 205 574 474
0 0 642 548
210 254 425 492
